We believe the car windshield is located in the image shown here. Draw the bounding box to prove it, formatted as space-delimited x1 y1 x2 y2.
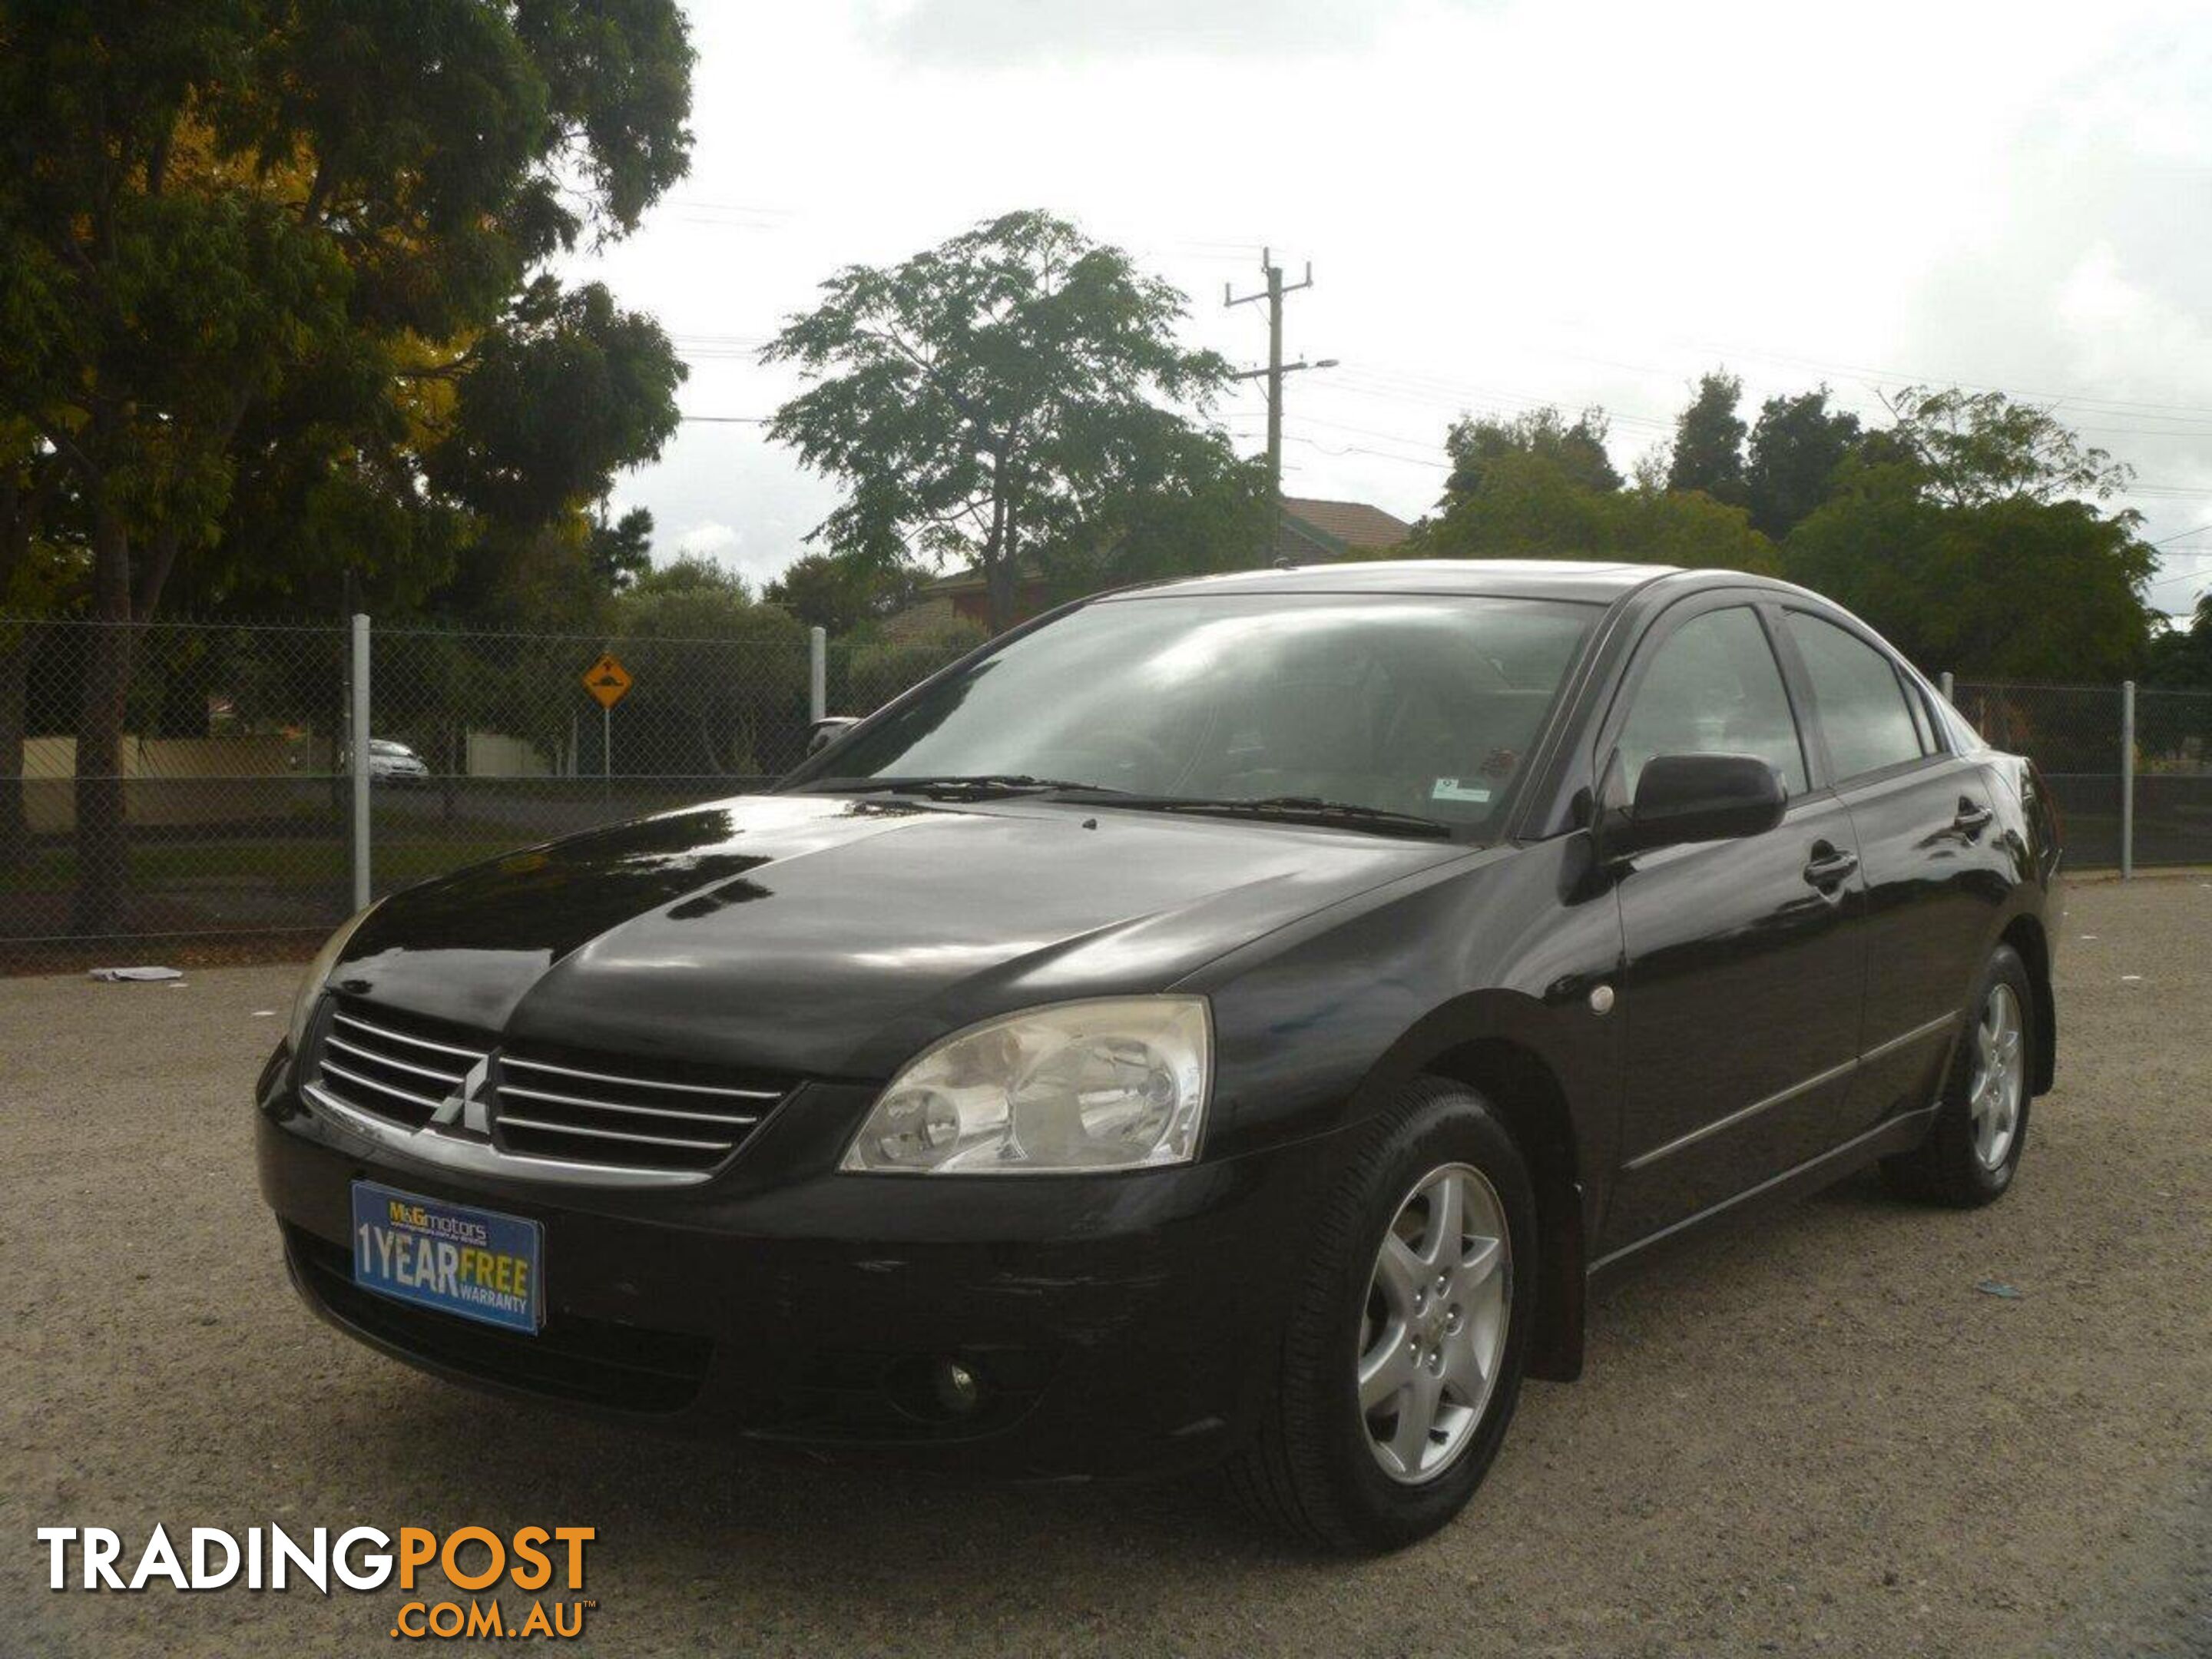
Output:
799 592 1598 834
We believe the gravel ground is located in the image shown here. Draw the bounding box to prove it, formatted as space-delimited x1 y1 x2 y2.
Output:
5 877 2209 1657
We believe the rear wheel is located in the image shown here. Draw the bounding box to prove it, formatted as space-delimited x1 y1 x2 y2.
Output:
1881 945 2033 1207
1228 1079 1537 1552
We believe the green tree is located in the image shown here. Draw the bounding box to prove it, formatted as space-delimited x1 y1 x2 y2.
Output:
1416 406 1776 574
763 210 1234 634
2145 593 2212 689
0 0 694 929
1780 392 2154 680
1666 372 1747 505
1883 385 2132 508
842 612 989 716
764 551 925 635
1033 416 1270 600
1445 407 1621 498
200 279 684 624
587 506 657 594
1745 388 1863 538
613 558 809 775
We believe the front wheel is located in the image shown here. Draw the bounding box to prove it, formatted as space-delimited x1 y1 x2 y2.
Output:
1228 1080 1537 1552
1881 944 2034 1207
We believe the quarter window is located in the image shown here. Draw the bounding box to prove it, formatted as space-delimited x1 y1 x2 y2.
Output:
1616 607 1807 796
1783 613 1926 781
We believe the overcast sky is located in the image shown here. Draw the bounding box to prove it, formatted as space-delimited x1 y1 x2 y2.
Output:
565 0 2212 618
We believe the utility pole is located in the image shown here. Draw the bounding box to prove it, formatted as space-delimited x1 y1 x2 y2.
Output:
1227 249 1334 558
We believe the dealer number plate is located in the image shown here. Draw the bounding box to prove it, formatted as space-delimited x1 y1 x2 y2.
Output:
349 1181 543 1334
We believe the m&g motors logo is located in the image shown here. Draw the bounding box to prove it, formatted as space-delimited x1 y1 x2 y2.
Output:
38 1524 597 1641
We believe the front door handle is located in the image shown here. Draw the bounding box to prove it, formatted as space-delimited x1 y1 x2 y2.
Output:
1803 843 1859 889
1953 799 1994 837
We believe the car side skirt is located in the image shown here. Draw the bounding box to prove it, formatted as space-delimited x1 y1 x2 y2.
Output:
1584 1105 1939 1291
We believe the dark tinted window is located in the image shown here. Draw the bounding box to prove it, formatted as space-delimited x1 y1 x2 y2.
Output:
1616 607 1806 796
1784 612 1926 780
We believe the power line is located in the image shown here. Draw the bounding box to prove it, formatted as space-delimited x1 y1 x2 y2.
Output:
2145 562 2212 589
2147 520 2212 546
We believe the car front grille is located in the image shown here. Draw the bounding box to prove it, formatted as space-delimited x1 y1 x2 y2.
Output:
492 1047 784 1174
313 1004 492 1131
303 998 796 1181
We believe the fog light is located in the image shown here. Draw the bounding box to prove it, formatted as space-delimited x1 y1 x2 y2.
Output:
932 1359 982 1416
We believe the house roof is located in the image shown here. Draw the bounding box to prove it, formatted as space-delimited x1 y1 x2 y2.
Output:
1280 497 1413 553
878 594 962 641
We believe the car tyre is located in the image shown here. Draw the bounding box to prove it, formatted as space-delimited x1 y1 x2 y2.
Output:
1879 944 2034 1208
1227 1077 1537 1553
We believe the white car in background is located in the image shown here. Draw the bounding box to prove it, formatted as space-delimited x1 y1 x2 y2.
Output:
365 739 429 786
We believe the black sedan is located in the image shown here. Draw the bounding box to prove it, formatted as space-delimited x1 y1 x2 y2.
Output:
257 559 2061 1551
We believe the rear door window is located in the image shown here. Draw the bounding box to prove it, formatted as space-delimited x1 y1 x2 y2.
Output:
1783 613 1926 782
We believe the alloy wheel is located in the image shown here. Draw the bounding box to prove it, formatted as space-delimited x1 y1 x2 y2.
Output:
1969 981 2025 1170
1356 1162 1511 1484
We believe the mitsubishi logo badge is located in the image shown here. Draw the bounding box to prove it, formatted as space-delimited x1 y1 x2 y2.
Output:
428 1055 493 1136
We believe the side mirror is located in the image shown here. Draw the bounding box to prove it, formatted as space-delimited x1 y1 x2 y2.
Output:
1611 753 1784 857
806 717 859 757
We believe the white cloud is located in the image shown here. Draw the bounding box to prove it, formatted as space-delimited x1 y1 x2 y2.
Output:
674 520 739 561
864 0 1487 65
661 509 816 593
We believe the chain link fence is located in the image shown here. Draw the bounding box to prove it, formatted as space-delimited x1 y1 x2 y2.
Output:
1950 679 2212 873
1949 681 2130 869
0 618 353 959
5 615 2206 968
0 615 972 968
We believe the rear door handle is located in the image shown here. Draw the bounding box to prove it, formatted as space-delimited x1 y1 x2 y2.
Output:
1803 844 1859 889
1953 799 1994 837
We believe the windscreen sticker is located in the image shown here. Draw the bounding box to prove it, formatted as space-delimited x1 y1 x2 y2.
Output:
1430 778 1493 804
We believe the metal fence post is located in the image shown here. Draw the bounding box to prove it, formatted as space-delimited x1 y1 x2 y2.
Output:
809 626 827 725
2120 679 2135 881
350 614 372 911
1938 671 1954 704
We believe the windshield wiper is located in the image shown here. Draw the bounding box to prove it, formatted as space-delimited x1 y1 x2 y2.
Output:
823 774 1118 800
1057 792 1455 840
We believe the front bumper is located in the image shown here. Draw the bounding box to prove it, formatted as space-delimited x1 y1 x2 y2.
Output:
255 1053 1345 1479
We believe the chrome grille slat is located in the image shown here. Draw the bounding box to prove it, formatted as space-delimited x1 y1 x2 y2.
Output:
330 1010 488 1064
497 1082 760 1128
318 1056 449 1115
323 1033 469 1088
309 1002 491 1131
495 1113 734 1153
498 1054 780 1100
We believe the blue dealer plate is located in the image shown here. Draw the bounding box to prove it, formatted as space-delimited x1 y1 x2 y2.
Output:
349 1181 543 1334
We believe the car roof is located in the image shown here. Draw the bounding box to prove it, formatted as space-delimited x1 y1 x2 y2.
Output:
1107 558 1697 605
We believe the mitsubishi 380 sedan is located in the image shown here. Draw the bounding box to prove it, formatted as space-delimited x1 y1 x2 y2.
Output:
257 559 2059 1551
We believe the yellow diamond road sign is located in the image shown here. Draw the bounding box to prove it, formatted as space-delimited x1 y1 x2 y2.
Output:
583 652 633 709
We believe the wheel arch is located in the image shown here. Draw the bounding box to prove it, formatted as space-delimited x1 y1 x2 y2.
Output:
1999 912 2056 1095
1406 1031 1588 1383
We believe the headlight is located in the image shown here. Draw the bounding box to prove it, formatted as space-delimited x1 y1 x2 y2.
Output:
287 902 380 1054
839 997 1212 1174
